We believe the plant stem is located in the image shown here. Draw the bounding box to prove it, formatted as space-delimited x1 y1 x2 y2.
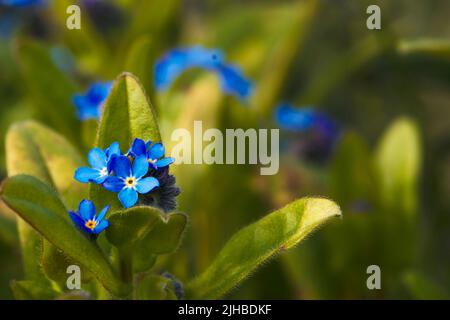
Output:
118 246 133 286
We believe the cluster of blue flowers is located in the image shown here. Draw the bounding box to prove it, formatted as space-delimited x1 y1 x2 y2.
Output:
75 138 174 209
154 46 253 100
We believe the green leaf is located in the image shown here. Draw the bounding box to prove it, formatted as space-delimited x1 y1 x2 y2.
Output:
15 39 80 146
90 72 162 211
10 280 59 300
403 271 450 300
1 175 130 297
41 244 93 287
397 38 450 60
106 207 187 273
6 120 88 283
132 252 156 274
105 206 163 247
135 274 177 300
136 212 187 255
6 120 87 209
124 36 157 96
375 117 421 214
185 197 341 299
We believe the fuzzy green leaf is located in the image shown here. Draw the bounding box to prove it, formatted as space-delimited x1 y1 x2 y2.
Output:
10 280 59 300
186 197 341 299
135 212 187 255
1 175 130 297
6 120 88 283
105 206 163 247
106 207 187 273
6 120 87 209
90 72 162 211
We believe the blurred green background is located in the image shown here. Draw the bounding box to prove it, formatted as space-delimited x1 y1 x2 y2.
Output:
1 0 450 299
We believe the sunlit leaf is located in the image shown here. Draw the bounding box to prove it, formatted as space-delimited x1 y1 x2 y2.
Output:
90 72 162 211
186 197 341 299
1 175 130 297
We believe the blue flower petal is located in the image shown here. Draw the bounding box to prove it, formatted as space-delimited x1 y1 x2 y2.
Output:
118 188 138 208
73 95 100 121
130 138 147 157
72 81 112 121
96 205 110 222
148 143 165 159
136 177 159 194
78 200 96 221
154 46 252 100
217 64 253 99
275 104 315 131
93 219 109 234
132 155 149 179
106 141 121 160
74 167 100 183
155 157 175 168
92 173 108 184
69 211 91 234
88 148 107 169
103 176 125 193
110 155 131 178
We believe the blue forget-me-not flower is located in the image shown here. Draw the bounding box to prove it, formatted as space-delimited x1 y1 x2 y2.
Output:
128 138 175 170
69 199 109 235
74 142 121 184
103 155 160 208
154 46 253 100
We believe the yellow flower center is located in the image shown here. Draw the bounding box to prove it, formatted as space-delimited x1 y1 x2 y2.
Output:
85 220 97 230
125 177 136 188
148 158 157 164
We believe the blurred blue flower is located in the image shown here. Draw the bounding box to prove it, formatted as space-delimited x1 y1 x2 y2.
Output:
103 155 160 208
69 200 109 235
128 138 175 170
275 104 340 162
154 46 253 100
72 81 113 121
0 0 44 7
74 142 121 184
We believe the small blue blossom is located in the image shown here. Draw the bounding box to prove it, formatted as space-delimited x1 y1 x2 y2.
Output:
103 155 160 208
69 200 109 235
154 46 253 100
74 142 121 184
72 81 113 121
128 138 175 170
